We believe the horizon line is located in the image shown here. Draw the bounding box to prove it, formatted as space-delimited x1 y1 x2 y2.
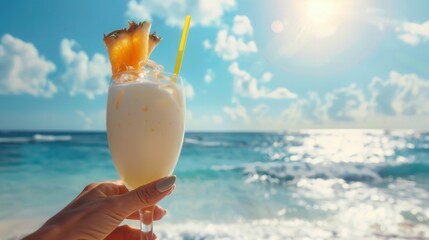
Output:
1 128 429 133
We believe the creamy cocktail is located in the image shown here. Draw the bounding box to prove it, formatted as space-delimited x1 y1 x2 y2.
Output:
103 17 191 239
106 74 185 189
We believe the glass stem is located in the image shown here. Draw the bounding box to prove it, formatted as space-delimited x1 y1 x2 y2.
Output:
139 205 155 240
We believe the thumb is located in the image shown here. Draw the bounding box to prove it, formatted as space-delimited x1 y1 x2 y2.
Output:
117 175 176 215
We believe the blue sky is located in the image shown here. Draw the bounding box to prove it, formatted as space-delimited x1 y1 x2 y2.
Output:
0 0 428 131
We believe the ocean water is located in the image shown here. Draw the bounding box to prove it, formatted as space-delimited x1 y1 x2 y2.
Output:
0 130 429 239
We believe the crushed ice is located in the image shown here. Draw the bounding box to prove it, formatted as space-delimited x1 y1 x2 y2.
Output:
116 60 167 83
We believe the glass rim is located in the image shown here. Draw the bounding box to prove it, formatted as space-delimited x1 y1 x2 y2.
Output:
111 69 183 85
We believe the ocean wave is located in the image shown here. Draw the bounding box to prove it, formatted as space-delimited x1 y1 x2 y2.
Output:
184 138 231 147
4 177 428 240
154 220 336 240
210 164 238 171
32 134 72 142
138 218 429 240
212 159 429 183
243 161 383 183
0 134 72 144
6 218 429 240
153 178 428 239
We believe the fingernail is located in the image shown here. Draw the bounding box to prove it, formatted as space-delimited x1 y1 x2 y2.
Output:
156 176 176 192
167 185 176 195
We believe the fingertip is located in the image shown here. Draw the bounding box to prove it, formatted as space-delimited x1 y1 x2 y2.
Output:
167 184 176 196
122 176 177 215
155 175 176 193
153 205 167 221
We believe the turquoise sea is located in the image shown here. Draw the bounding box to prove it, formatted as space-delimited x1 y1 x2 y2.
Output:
1 130 429 239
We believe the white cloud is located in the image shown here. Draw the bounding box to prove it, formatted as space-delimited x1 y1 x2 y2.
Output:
223 98 249 122
76 110 93 129
283 85 369 124
0 34 57 97
185 82 195 100
76 109 106 130
229 61 251 80
282 92 327 124
205 15 257 60
232 15 253 36
214 29 257 60
282 71 429 127
261 72 273 82
229 61 261 98
126 0 236 28
203 39 212 49
60 39 110 100
369 71 429 116
366 15 429 46
396 21 429 45
191 71 429 130
187 71 429 130
185 111 224 130
253 104 269 116
398 34 420 46
282 86 368 125
325 84 369 121
266 88 298 99
229 62 297 99
204 69 215 84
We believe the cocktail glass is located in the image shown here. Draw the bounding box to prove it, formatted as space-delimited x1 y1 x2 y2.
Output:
106 70 185 239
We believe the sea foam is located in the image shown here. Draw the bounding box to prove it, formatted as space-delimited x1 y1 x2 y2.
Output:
0 134 72 144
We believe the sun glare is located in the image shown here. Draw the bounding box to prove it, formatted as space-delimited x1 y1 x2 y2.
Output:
267 0 360 72
306 0 340 25
301 0 349 38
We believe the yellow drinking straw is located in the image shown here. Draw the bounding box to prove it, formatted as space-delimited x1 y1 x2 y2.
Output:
173 15 191 81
